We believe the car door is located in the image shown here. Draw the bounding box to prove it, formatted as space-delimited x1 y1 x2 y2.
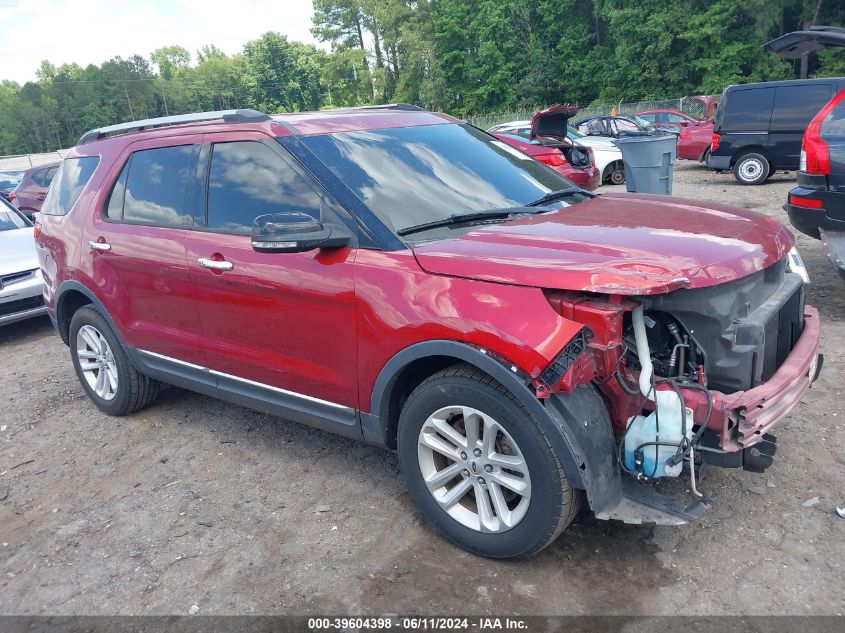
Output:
90 135 208 368
186 133 360 418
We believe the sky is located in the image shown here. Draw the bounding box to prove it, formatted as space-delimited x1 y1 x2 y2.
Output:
0 0 323 84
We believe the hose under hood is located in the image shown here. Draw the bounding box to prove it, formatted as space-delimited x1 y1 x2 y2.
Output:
631 305 682 413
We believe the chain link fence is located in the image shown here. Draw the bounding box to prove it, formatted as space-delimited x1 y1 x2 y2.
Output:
467 96 708 130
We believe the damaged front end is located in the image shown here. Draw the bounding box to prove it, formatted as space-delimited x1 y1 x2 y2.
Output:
539 258 822 525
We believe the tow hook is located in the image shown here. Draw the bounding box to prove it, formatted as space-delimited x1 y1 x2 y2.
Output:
742 433 778 473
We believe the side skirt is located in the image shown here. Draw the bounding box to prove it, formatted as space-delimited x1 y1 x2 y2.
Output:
129 348 363 441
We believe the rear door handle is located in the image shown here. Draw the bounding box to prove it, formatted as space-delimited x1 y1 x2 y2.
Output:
197 257 234 272
88 241 111 252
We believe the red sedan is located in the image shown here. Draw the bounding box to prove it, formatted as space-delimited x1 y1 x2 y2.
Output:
490 132 601 190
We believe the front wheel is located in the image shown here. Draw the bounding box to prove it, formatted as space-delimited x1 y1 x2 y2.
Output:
734 152 769 185
397 365 581 559
609 166 626 185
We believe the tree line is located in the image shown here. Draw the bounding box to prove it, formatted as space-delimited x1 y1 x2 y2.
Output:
1 0 844 155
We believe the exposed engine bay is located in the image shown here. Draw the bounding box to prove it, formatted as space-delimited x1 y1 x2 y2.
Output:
544 256 817 510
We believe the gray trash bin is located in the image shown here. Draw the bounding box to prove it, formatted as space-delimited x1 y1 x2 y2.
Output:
615 134 677 195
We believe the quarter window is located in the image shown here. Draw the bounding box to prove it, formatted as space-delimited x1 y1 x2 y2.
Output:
205 141 322 234
105 145 198 227
40 156 99 216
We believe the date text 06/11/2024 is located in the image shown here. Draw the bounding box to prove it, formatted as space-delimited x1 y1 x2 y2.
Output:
307 617 529 630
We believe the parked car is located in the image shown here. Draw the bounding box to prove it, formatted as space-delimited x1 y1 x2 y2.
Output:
785 88 845 278
709 77 845 184
636 109 704 129
490 132 600 190
677 121 715 163
0 197 47 326
8 162 59 219
573 114 678 139
488 116 625 184
0 170 23 201
36 106 821 559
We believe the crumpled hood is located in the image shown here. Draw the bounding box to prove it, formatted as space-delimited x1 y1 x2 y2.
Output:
0 227 38 277
412 193 794 295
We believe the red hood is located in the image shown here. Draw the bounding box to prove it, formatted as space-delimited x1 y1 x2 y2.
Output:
412 193 795 295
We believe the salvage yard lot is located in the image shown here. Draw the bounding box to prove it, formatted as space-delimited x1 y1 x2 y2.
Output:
1 162 843 616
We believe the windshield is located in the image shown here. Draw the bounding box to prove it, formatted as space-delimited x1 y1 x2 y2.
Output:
567 127 585 138
300 123 574 235
0 203 29 231
630 115 653 128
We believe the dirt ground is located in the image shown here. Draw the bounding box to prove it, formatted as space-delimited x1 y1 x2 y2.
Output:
1 162 843 616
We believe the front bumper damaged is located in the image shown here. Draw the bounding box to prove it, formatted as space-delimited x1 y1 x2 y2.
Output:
680 306 822 453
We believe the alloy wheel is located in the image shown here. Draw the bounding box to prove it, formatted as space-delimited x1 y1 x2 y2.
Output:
76 324 119 401
417 405 531 533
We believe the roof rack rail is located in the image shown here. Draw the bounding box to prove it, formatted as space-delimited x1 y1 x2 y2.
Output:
76 109 271 145
357 103 424 111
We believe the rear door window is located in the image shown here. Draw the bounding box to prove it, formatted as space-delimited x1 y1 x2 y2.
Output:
205 141 323 235
106 145 198 227
771 84 833 131
722 87 775 132
40 156 99 216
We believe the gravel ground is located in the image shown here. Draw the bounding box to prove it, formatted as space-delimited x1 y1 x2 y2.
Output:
0 162 843 616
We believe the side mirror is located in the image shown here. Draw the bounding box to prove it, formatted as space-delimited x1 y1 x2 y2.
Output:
251 212 351 253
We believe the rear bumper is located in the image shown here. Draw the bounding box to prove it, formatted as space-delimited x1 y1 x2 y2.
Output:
0 271 47 326
681 306 822 452
785 184 845 238
676 137 708 161
556 165 601 191
708 154 731 171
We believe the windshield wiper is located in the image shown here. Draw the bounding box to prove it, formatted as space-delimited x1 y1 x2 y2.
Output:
525 187 596 207
397 207 541 237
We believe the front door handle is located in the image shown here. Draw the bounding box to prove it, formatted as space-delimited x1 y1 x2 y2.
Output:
197 257 234 272
88 240 111 252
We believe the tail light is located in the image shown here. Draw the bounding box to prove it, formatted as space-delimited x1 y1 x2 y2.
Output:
537 152 567 167
801 88 845 175
711 133 720 151
33 218 42 239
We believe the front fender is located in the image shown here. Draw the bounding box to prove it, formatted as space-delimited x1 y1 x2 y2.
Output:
364 339 599 492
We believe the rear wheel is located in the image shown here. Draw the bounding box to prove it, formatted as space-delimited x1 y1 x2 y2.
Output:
69 306 160 416
734 152 769 185
397 364 581 559
702 148 711 168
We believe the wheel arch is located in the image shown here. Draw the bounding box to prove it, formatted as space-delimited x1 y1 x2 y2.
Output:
730 145 770 168
55 281 121 346
362 340 590 491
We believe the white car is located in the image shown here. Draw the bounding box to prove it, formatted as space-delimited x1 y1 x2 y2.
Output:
488 120 625 185
0 198 46 326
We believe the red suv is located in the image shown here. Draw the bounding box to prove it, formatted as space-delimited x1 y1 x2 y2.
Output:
35 106 822 559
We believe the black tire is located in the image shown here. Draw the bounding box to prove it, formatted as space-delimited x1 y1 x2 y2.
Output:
609 164 626 185
734 152 769 185
702 148 711 168
69 306 160 416
397 364 582 559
